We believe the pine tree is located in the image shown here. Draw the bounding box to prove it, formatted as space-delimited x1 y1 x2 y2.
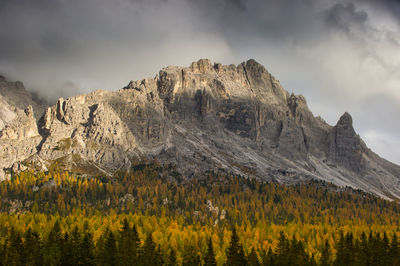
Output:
44 220 63 266
97 229 117 266
275 231 289 266
182 243 201 266
389 232 400 265
61 231 73 266
334 232 354 266
5 228 25 266
118 218 140 265
225 227 247 266
204 238 217 266
382 232 390 266
166 248 177 266
24 228 43 266
155 245 164 266
247 248 260 266
320 239 332 266
354 232 369 266
139 233 157 266
262 247 274 266
79 232 95 266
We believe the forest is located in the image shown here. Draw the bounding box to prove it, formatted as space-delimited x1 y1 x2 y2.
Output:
0 161 399 265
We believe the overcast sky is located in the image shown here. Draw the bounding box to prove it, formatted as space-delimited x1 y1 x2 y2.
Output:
0 0 399 164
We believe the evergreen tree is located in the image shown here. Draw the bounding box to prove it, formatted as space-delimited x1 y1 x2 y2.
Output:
5 228 25 266
389 232 400 265
118 218 140 265
0 238 4 266
97 229 117 266
166 248 177 266
382 232 390 266
262 247 274 266
225 227 247 266
44 220 63 266
320 239 332 266
24 228 43 266
80 232 95 266
182 243 201 266
155 245 164 266
139 233 157 266
61 231 73 266
204 238 217 266
247 248 260 266
354 232 369 266
275 231 289 266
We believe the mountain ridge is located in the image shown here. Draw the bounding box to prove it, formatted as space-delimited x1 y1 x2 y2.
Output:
1 59 400 200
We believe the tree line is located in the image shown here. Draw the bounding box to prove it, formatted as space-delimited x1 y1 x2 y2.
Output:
0 162 400 264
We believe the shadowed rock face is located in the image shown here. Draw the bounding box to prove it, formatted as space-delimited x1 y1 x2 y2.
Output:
1 59 400 200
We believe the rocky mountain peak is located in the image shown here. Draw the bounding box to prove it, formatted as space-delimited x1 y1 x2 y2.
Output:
337 112 353 129
1 60 400 200
190 58 214 73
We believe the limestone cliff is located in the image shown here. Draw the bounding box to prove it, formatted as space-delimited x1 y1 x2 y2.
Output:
1 59 400 200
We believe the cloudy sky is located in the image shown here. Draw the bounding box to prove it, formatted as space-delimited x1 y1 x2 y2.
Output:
0 0 399 164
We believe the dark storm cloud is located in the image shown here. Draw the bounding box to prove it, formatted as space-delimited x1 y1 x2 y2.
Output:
0 0 399 163
324 3 368 34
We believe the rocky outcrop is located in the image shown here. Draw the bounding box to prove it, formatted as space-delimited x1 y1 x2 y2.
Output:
1 59 400 200
328 112 365 173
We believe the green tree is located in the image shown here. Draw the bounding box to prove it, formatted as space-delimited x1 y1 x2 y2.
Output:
118 218 140 265
44 220 63 266
5 228 25 266
139 233 157 266
166 248 177 266
24 228 43 266
247 248 260 266
225 227 247 266
275 231 289 266
320 239 332 266
204 238 217 266
182 243 201 266
97 229 117 266
79 232 95 266
262 247 274 266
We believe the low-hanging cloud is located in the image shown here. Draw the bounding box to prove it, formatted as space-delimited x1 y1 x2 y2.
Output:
0 0 399 164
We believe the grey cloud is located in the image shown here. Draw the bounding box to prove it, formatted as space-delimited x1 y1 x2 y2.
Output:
323 3 368 34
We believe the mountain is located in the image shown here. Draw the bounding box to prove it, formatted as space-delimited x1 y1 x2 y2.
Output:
1 59 400 199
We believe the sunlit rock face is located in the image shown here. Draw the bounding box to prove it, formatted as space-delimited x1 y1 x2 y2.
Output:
1 59 400 200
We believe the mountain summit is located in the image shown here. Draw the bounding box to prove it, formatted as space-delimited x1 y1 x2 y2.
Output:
1 59 400 199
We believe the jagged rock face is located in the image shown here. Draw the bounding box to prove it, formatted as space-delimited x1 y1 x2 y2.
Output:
328 112 365 172
0 78 47 180
1 59 400 200
0 78 45 129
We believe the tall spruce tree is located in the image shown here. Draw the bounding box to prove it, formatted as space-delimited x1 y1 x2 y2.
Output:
118 218 140 265
5 228 25 266
320 239 332 266
139 233 157 266
166 248 177 266
61 231 73 266
275 231 289 266
262 247 274 266
97 229 117 266
24 228 43 266
80 232 95 266
44 220 63 266
225 227 247 266
389 233 399 265
182 243 201 266
204 238 217 266
247 248 260 266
